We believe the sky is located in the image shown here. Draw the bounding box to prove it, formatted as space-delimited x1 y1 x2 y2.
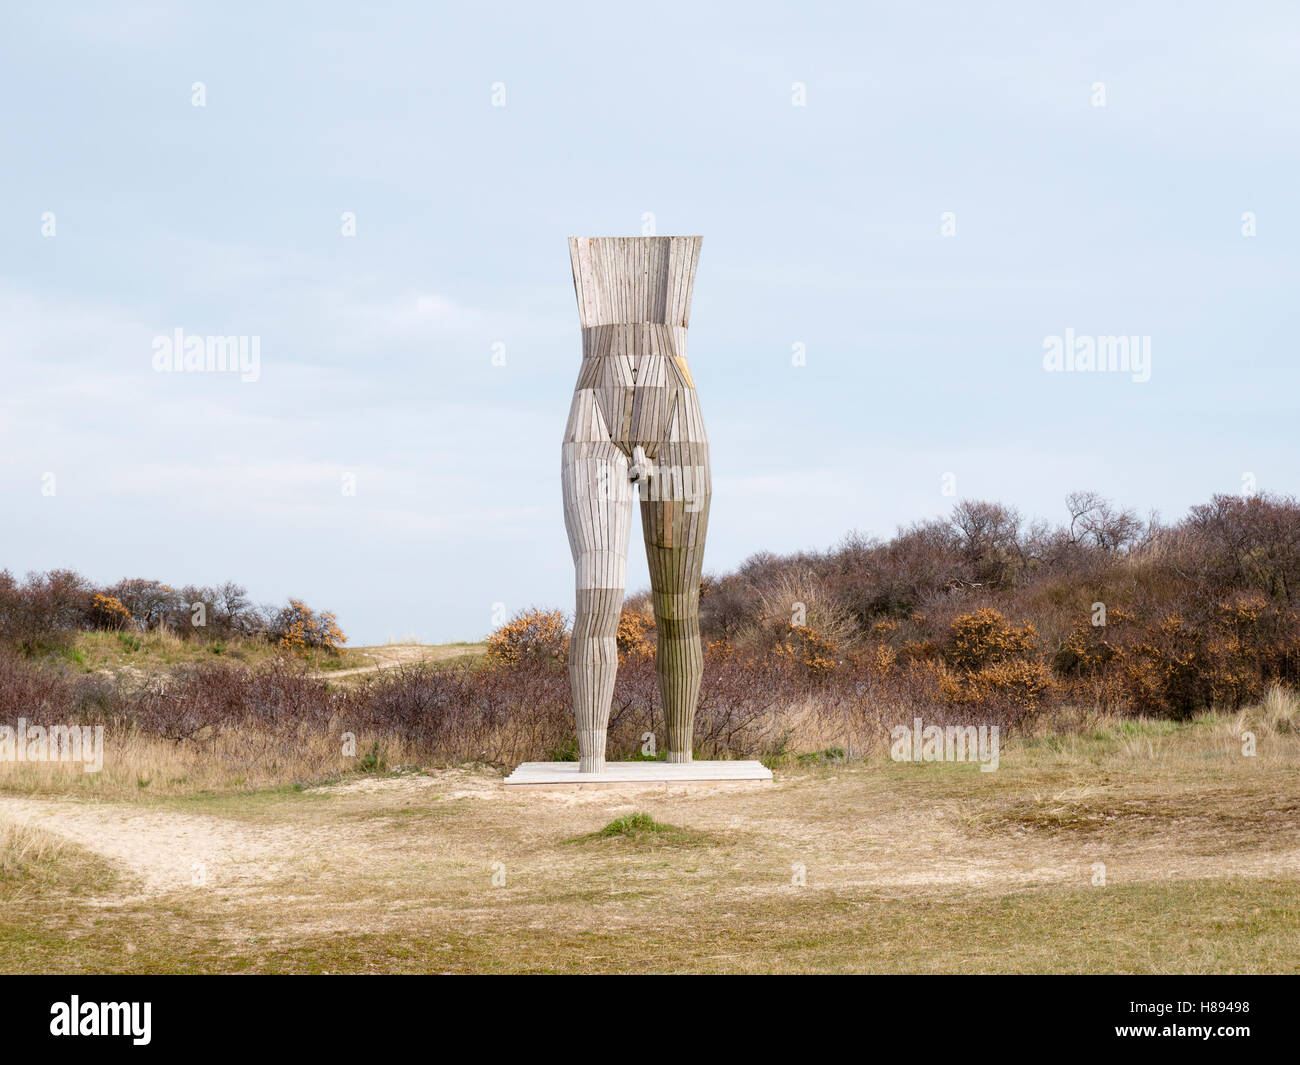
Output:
1 2 1297 644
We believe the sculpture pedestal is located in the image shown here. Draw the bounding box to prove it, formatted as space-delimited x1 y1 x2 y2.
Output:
503 760 772 790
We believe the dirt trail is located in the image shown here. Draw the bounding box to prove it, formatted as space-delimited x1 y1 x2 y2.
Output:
313 643 485 679
6 769 1300 903
0 796 315 895
0 771 492 897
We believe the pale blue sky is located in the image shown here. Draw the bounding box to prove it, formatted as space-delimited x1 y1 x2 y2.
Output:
2 2 1297 643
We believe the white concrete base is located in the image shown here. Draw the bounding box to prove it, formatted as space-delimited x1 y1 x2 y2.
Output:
503 760 773 789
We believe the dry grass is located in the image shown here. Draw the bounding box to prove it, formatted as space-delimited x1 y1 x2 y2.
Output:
1 708 1298 973
0 727 431 800
0 818 63 879
1260 683 1300 734
0 816 116 901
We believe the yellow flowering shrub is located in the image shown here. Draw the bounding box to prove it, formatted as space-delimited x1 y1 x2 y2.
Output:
89 593 132 631
272 599 347 656
485 608 569 668
616 609 655 661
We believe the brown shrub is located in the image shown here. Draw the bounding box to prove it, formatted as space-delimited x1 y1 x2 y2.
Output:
771 624 838 679
940 659 1055 715
946 608 1036 672
484 608 569 669
1125 613 1204 718
616 609 655 661
89 594 132 631
1052 607 1134 677
104 578 178 630
269 599 347 656
6 489 1300 725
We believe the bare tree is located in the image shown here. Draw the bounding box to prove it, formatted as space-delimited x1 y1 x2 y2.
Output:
1065 491 1142 552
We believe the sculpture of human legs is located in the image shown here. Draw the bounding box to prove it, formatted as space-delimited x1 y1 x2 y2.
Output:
640 396 711 763
561 393 632 774
563 235 709 771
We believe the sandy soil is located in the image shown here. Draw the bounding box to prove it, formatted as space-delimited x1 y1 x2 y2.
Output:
5 761 1298 903
311 643 485 679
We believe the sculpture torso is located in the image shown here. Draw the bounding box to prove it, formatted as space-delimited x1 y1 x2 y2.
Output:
565 237 706 463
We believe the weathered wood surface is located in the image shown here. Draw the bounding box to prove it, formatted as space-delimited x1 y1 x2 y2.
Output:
562 236 710 773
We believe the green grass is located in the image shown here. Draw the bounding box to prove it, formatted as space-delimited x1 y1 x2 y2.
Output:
568 812 712 847
596 812 672 836
2 876 1295 974
65 629 369 674
545 737 580 762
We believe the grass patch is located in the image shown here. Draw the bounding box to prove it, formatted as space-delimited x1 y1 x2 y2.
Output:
69 629 369 675
981 788 1300 838
568 812 711 846
796 746 847 766
0 820 118 899
597 812 671 836
545 738 579 762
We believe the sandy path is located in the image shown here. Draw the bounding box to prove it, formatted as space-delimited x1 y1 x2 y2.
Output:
312 643 485 679
0 770 494 897
0 796 317 895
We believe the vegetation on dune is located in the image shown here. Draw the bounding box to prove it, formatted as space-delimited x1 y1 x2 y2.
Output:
2 490 1300 790
0 571 347 659
5 494 1298 977
616 490 1300 722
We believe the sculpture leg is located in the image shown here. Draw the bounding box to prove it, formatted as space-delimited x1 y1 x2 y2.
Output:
641 413 711 764
562 429 632 774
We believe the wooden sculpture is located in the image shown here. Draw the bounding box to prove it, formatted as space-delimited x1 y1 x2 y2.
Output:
563 236 710 773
